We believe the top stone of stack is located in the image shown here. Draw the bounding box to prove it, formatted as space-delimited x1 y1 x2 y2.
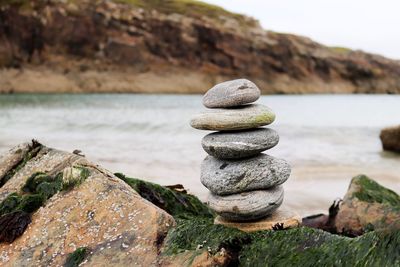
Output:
203 79 261 108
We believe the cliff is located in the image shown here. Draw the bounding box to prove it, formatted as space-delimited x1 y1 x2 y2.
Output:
1 0 400 94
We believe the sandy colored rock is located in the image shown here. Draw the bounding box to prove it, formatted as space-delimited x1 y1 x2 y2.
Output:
0 143 175 266
203 79 260 108
380 125 400 153
214 208 301 232
190 104 275 131
201 128 279 159
207 186 284 221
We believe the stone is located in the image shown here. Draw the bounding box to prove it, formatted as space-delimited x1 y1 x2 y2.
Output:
0 142 175 266
201 128 279 159
201 154 290 195
203 79 261 108
207 186 284 221
380 125 400 153
334 174 400 235
214 208 301 232
190 104 275 131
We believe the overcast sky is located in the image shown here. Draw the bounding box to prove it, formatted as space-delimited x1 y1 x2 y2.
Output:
203 0 400 59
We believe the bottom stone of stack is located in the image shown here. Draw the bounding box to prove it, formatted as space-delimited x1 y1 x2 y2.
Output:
207 186 283 221
214 208 301 232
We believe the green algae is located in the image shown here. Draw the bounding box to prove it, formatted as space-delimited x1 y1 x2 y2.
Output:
351 175 400 208
64 247 89 267
115 173 214 219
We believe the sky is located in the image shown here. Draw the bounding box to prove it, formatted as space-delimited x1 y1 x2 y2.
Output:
203 0 400 59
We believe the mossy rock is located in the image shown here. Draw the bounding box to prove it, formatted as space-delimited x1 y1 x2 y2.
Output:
164 218 400 266
115 173 214 219
335 175 400 234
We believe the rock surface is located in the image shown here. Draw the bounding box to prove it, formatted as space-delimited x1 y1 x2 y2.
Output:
190 104 275 131
214 208 301 232
380 125 400 153
2 1 400 94
203 79 260 108
202 128 279 159
0 141 175 266
334 174 400 235
207 186 284 221
201 154 290 195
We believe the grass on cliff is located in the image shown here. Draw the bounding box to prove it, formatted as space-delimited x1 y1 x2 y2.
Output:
116 0 257 27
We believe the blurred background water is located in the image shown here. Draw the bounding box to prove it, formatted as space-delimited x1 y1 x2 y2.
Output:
0 94 399 215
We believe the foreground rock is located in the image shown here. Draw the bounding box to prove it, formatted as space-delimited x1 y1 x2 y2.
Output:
1 142 400 266
201 154 290 195
335 174 400 235
380 125 400 153
202 128 279 159
190 104 276 131
0 141 175 266
203 79 260 108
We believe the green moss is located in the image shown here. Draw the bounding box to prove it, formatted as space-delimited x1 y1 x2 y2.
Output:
0 193 21 217
351 175 400 208
0 140 43 188
164 218 248 255
164 218 400 266
115 173 214 219
240 227 400 266
115 0 256 28
64 247 89 267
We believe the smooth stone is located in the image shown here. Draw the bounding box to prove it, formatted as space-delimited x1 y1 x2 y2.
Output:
201 154 291 195
202 128 279 159
203 79 261 108
190 104 275 131
214 208 301 232
207 186 284 221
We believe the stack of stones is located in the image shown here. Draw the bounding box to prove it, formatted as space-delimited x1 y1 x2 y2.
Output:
191 79 294 228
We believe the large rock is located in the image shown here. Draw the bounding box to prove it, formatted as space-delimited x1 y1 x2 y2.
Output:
190 104 275 131
0 141 175 266
380 125 400 153
335 174 400 235
207 186 284 221
202 128 279 159
202 79 260 108
201 154 290 195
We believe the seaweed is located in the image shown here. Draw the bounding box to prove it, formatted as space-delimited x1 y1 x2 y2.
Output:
64 247 89 267
115 173 214 219
0 211 31 243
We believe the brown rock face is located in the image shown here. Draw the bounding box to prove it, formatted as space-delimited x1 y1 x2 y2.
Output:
0 142 175 266
1 0 400 93
380 125 400 153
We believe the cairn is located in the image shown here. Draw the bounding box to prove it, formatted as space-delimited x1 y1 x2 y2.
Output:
191 79 300 231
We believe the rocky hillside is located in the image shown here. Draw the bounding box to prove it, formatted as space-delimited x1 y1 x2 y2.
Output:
1 0 400 94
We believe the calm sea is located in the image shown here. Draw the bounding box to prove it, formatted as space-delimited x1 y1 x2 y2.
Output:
0 94 399 215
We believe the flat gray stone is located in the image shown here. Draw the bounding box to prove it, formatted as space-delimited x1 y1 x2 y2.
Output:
203 79 261 108
190 104 275 131
207 186 284 221
201 154 290 195
202 128 279 159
